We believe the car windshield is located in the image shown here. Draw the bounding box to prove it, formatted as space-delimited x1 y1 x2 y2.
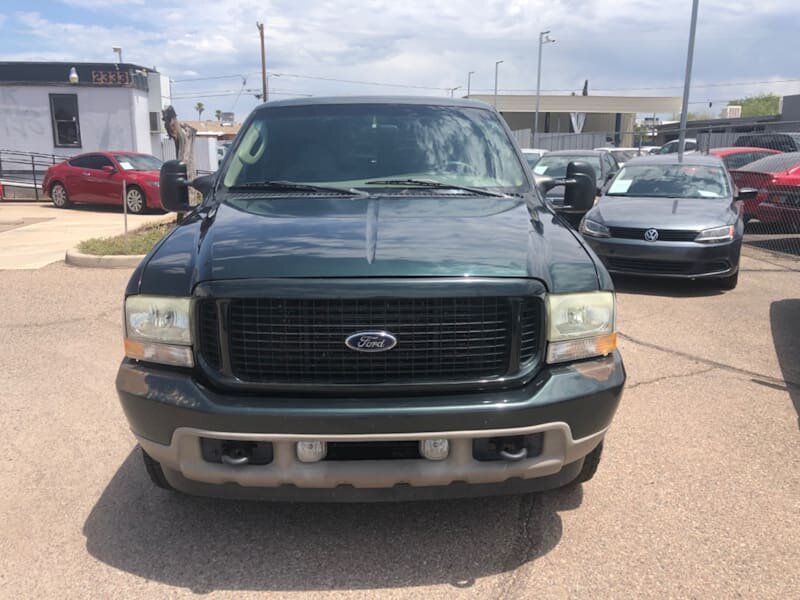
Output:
606 164 730 199
532 155 602 179
115 154 162 171
222 104 529 193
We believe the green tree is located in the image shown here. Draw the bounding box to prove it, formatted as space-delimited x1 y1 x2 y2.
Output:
215 109 222 121
194 102 205 120
728 93 780 117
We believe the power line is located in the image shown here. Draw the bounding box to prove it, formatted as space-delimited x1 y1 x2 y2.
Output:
470 79 800 94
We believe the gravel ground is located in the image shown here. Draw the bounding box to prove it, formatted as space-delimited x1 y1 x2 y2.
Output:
1 248 798 599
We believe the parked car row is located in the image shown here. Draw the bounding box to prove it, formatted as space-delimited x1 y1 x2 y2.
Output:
42 151 164 213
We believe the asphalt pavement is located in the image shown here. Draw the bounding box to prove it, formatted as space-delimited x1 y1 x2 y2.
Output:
0 248 798 598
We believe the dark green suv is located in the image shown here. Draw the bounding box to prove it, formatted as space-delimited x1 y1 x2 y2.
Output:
116 97 625 501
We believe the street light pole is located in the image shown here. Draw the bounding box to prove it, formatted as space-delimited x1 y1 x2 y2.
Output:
467 71 475 98
449 86 462 98
677 0 699 162
493 60 503 107
533 30 555 148
257 22 267 102
112 46 123 64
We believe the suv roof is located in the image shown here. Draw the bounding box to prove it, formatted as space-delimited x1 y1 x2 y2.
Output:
253 96 492 110
624 154 724 167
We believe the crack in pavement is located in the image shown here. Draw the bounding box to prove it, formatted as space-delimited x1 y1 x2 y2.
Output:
626 366 717 390
619 332 800 391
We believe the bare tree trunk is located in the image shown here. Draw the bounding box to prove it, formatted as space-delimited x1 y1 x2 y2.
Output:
162 106 200 207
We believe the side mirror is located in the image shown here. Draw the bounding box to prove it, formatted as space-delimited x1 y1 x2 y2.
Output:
563 161 597 213
736 187 759 201
102 165 116 174
191 174 215 198
159 160 191 212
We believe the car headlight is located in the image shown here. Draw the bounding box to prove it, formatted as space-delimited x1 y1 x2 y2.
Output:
147 181 160 188
124 296 193 367
579 218 610 238
546 292 617 364
695 225 734 243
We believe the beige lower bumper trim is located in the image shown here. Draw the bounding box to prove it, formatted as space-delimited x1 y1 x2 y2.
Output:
137 422 607 489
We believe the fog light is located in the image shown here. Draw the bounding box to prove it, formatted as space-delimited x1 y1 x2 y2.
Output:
419 439 449 461
296 441 327 463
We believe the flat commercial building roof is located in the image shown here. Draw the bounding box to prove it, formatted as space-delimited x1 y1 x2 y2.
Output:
467 94 682 114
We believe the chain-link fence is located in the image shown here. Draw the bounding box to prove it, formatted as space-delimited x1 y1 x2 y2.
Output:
516 122 800 258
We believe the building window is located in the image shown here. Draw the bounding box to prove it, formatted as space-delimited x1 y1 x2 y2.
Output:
49 94 82 148
149 112 160 132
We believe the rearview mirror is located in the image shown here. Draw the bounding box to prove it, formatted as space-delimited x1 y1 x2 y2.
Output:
563 161 597 214
159 160 191 212
736 187 759 201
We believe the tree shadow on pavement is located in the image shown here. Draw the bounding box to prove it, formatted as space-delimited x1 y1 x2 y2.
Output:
770 299 800 429
612 275 724 298
83 451 582 593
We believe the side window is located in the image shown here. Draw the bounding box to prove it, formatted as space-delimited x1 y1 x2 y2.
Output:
659 141 677 154
49 94 82 148
724 153 753 170
90 155 114 170
68 156 92 169
685 140 698 151
604 154 617 174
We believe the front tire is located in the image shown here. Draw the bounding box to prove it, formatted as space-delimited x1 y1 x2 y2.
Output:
50 182 72 208
125 186 146 214
718 271 739 290
141 447 174 491
574 442 603 484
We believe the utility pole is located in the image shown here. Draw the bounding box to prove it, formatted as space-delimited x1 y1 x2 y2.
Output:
448 86 461 98
257 22 267 102
533 30 555 148
467 71 475 98
677 0 699 162
493 60 503 107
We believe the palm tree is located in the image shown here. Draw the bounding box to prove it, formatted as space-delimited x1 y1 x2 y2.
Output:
215 109 222 122
195 102 205 120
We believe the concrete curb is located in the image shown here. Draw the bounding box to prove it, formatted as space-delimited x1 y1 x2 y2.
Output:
65 247 145 269
0 218 25 225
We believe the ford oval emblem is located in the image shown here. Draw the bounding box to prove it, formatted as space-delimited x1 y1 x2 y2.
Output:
345 331 398 353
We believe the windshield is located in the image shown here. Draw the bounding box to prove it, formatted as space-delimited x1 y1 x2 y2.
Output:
222 104 528 192
532 155 602 179
606 164 730 199
114 154 162 171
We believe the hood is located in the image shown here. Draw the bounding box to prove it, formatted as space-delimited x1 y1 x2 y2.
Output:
590 196 735 230
139 194 602 295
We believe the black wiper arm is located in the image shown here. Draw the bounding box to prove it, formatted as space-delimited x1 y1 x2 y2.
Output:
229 180 368 197
364 178 507 197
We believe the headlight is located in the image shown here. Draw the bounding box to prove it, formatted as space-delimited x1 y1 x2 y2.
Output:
147 181 160 188
124 296 193 367
695 225 734 243
579 218 610 238
546 292 616 364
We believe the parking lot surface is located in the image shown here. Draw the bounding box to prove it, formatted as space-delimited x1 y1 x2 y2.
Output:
0 202 167 269
1 248 798 598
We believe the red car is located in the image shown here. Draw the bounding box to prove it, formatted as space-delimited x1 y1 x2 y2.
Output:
730 152 800 223
43 152 163 213
709 146 780 170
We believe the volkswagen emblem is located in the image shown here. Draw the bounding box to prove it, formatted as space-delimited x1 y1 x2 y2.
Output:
644 228 659 242
345 331 398 353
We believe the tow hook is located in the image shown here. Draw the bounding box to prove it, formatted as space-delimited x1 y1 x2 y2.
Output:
499 448 528 461
221 453 250 466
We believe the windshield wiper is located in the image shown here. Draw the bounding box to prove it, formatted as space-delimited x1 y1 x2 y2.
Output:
228 180 369 197
364 178 508 197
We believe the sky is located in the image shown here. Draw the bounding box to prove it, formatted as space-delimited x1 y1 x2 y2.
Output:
0 0 798 121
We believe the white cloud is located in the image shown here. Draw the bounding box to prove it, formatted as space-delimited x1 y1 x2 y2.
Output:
3 1 799 118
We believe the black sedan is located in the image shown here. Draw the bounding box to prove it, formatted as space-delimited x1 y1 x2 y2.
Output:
578 154 754 290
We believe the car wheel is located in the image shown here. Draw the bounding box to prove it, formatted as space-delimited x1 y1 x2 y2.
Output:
50 182 72 208
125 186 146 214
718 271 739 291
574 441 603 484
141 447 174 490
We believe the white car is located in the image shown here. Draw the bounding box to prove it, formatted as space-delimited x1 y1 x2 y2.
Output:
656 138 698 155
520 148 549 169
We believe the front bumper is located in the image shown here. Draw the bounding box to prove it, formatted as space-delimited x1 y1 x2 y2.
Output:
116 352 625 498
584 236 741 278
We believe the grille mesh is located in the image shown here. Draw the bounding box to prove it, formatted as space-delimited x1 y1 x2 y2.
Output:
197 296 541 386
608 227 699 242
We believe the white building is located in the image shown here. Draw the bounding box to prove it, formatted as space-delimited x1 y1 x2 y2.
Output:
0 61 171 159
